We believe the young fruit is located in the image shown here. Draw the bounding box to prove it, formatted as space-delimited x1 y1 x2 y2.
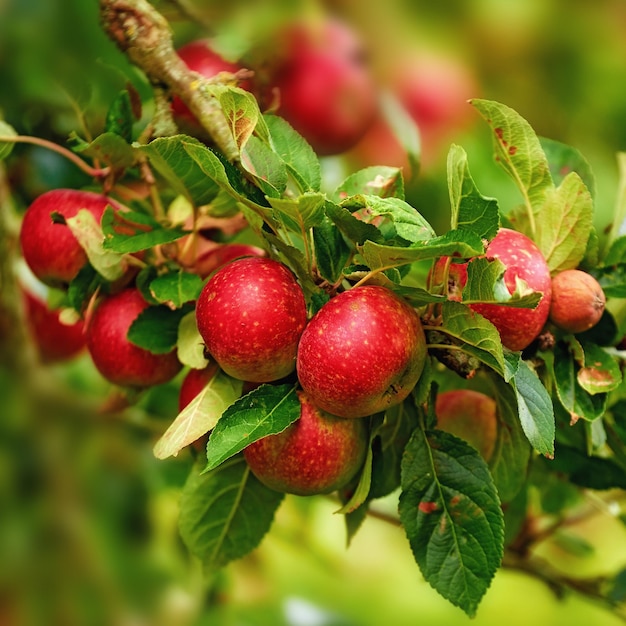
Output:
172 40 251 131
296 285 426 419
21 286 86 364
435 389 498 461
86 288 182 387
243 391 367 496
19 189 117 287
195 257 307 383
432 228 552 351
266 18 377 155
549 269 606 334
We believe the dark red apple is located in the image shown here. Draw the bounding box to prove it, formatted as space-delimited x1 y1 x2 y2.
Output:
267 18 378 155
21 286 86 364
432 228 552 351
178 362 220 411
86 288 182 387
19 189 117 287
193 242 266 279
435 389 498 461
195 257 307 382
172 40 251 130
549 269 606 334
243 390 367 495
296 285 427 419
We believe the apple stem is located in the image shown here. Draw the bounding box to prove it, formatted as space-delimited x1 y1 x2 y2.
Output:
0 134 111 180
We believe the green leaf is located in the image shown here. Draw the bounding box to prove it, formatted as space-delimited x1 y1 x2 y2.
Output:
73 131 137 169
333 166 405 202
265 114 321 193
67 263 104 313
594 263 626 299
462 257 542 309
540 136 596 198
149 270 204 308
179 457 283 570
325 202 384 246
608 153 626 247
447 144 500 240
101 207 185 254
511 359 555 456
241 134 288 197
470 99 553 237
312 215 352 284
177 311 209 370
211 85 261 151
138 135 220 206
105 89 135 142
0 120 17 159
358 230 484 273
204 384 301 472
577 342 622 395
154 369 242 459
128 303 193 354
65 209 125 281
268 192 326 234
399 428 504 617
534 171 594 273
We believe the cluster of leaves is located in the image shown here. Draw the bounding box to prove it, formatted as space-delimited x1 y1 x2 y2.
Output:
4 82 626 617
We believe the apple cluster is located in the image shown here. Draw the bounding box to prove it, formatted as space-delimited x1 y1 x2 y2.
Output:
193 256 428 496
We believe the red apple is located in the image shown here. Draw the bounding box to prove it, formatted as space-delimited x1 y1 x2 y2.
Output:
243 390 367 495
195 257 307 382
86 288 182 387
172 40 251 131
296 285 427 419
549 269 606 334
19 189 118 287
435 389 498 461
21 286 85 364
432 228 552 351
193 242 266 279
266 18 378 155
178 363 220 411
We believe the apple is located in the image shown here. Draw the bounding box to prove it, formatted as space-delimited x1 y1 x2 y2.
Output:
172 39 251 131
193 242 266 279
243 390 367 495
195 257 307 382
21 286 86 364
86 287 182 387
549 269 606 334
265 17 378 155
296 285 426 419
432 228 552 351
435 389 498 461
19 189 118 287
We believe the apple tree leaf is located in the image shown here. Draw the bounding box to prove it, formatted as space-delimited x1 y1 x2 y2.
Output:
577 342 622 395
72 131 137 170
149 270 204 308
333 166 405 201
241 134 288 197
447 143 500 241
540 136 596 198
105 89 135 142
268 192 327 234
177 311 209 370
0 120 17 159
153 369 242 459
179 456 283 570
399 428 504 618
204 384 301 472
313 216 352 284
128 303 193 354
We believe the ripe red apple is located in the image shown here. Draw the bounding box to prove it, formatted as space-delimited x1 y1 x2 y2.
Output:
195 257 307 382
435 389 498 461
193 242 266 279
296 285 427 419
19 189 118 287
243 390 367 495
549 269 606 334
86 288 182 387
172 40 251 131
266 18 378 155
21 286 86 364
432 228 552 351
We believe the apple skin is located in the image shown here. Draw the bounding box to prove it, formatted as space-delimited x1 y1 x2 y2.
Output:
243 390 367 496
193 243 266 279
435 389 498 461
296 285 427 419
195 257 307 383
172 40 251 129
549 269 606 334
267 18 377 155
86 288 182 387
19 189 117 287
432 228 552 351
21 287 86 364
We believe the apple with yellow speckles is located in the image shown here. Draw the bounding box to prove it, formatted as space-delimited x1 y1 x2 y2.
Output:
296 285 427 419
431 228 552 351
243 390 368 495
195 257 307 382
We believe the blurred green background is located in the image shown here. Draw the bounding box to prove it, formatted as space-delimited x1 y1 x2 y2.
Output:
2 0 626 624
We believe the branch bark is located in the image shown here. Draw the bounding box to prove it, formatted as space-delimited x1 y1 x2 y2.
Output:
99 0 239 160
